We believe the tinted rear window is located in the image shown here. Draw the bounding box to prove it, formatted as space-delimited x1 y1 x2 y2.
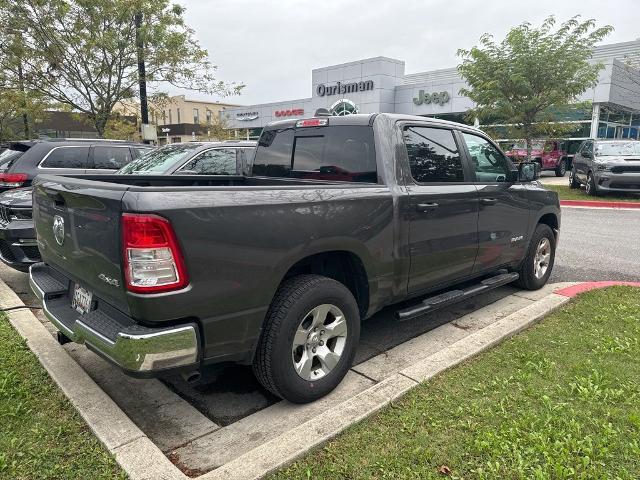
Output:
0 148 26 171
253 125 377 183
40 147 89 169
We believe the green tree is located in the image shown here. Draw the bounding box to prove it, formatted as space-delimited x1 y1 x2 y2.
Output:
457 16 612 160
0 0 242 138
0 9 51 140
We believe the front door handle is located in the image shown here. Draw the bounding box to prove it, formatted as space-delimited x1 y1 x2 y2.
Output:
416 202 439 212
481 198 498 205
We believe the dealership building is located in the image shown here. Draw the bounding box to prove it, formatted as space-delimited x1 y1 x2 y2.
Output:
223 40 640 141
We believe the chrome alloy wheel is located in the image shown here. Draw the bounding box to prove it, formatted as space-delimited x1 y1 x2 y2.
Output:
533 237 551 279
291 304 348 381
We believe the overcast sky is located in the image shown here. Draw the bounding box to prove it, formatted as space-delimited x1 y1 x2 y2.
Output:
175 0 640 106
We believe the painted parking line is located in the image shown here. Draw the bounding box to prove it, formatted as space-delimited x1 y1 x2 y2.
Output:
555 281 640 297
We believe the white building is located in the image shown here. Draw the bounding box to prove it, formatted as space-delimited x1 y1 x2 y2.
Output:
223 40 640 141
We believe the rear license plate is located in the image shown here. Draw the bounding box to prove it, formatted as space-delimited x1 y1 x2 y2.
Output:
71 283 94 315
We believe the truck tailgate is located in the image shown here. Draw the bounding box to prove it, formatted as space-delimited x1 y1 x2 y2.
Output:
33 177 130 314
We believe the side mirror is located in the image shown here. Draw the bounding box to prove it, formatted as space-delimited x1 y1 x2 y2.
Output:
518 162 540 182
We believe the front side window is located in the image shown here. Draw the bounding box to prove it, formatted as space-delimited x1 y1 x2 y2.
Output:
177 148 238 175
253 125 377 183
177 108 181 124
92 146 132 170
40 147 89 169
462 132 510 182
193 108 199 124
403 126 464 183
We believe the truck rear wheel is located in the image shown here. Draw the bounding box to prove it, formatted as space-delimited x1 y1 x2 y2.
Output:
253 274 360 403
514 224 556 290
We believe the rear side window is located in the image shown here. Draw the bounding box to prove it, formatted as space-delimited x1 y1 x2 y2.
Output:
253 126 377 183
177 148 238 175
40 147 89 169
403 126 464 182
92 146 132 169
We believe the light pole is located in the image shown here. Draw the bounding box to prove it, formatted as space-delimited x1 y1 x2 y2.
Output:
135 11 150 142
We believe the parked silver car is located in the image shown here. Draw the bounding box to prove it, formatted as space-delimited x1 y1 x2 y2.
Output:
570 139 640 196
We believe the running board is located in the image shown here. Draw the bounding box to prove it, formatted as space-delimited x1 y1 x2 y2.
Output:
395 272 520 320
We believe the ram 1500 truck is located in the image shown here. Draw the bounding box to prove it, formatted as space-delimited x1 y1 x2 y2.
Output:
29 114 560 403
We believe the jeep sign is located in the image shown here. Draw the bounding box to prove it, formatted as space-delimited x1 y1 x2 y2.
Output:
316 80 374 97
413 90 450 106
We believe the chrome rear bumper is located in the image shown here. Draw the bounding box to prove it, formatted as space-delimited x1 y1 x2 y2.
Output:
29 263 199 374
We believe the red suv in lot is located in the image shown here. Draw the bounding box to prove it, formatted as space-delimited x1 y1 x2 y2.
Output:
505 140 569 177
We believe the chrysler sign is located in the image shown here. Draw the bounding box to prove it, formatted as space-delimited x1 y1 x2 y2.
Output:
413 90 450 106
236 111 259 121
316 80 374 97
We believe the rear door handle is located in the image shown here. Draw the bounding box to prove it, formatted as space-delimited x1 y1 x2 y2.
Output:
416 202 439 212
481 198 498 205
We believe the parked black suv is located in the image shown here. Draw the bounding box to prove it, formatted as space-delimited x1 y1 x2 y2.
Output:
0 139 152 271
0 139 152 191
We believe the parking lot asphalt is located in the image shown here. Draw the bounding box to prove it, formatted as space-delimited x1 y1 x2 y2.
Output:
550 207 640 283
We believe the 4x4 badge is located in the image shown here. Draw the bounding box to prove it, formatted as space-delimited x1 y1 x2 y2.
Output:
53 215 65 246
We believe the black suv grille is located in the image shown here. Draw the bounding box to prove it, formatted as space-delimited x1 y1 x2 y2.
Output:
611 166 640 174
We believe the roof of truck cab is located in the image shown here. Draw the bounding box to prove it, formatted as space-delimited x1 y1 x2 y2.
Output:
265 113 484 134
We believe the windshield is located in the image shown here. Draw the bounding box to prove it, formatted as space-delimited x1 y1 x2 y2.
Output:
0 148 26 171
595 142 640 156
511 140 544 151
117 144 201 174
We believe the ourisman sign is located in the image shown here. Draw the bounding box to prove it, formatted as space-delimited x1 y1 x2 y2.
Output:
316 80 374 97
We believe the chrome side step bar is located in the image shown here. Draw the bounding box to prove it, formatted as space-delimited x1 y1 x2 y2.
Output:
396 272 519 320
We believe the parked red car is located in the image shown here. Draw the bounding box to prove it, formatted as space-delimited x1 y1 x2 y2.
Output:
505 140 569 177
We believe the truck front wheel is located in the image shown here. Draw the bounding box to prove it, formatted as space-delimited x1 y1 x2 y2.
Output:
515 224 556 290
253 274 360 403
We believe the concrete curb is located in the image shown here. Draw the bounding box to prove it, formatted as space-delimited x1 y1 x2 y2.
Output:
199 292 571 480
0 278 187 480
560 199 640 209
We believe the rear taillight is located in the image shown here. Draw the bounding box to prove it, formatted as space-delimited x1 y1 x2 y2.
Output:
0 173 27 187
122 213 188 293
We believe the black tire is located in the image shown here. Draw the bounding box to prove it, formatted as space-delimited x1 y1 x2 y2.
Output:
253 274 360 404
569 168 580 189
554 159 566 177
514 223 556 291
586 172 598 196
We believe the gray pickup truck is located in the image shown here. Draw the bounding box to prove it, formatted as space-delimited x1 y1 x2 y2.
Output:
29 114 560 403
